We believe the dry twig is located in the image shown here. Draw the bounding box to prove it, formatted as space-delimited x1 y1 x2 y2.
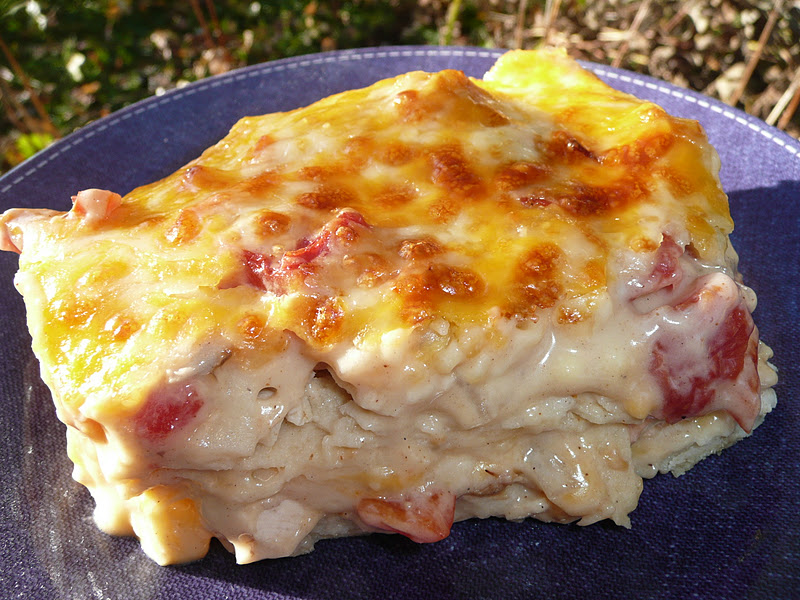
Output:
777 81 800 131
543 0 563 45
0 33 58 136
189 0 216 49
662 0 698 34
514 0 529 49
612 0 652 69
729 0 783 107
766 69 800 126
0 76 39 135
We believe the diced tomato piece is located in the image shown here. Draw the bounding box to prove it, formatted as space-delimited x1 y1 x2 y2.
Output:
281 209 368 267
649 274 760 432
240 209 369 292
242 249 277 291
709 306 753 381
628 235 684 300
357 489 456 543
135 382 203 441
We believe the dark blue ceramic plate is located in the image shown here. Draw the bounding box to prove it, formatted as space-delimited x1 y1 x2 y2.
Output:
1 47 797 600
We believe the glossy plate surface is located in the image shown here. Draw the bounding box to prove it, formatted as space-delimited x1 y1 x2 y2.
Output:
1 47 798 600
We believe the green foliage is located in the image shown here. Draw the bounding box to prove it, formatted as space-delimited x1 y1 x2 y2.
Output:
0 0 445 173
3 132 53 168
16 131 52 157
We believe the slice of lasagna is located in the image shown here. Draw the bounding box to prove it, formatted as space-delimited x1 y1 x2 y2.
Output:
0 49 777 565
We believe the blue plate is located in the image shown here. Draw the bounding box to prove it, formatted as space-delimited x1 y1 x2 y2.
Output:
1 47 798 600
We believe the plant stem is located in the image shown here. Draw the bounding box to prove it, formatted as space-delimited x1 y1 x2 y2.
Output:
729 0 783 107
442 0 463 46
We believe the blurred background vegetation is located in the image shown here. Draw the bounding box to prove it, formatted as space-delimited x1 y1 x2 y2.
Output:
1 0 798 174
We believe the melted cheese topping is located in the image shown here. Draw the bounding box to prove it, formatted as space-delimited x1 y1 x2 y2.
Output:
6 51 730 413
1 49 775 565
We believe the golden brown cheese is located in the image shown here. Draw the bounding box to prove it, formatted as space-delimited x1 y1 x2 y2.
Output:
7 53 727 411
0 49 776 565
